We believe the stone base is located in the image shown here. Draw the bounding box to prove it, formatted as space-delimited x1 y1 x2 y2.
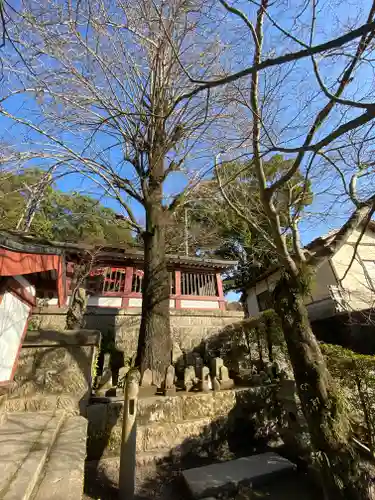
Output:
164 388 176 397
139 386 158 398
220 380 234 390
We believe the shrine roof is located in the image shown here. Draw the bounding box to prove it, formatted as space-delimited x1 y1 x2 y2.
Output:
0 231 237 271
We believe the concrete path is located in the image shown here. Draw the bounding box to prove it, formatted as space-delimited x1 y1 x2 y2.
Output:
32 415 87 500
0 411 87 500
182 452 296 499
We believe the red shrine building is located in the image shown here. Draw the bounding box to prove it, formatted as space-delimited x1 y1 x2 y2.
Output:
0 231 236 385
0 232 235 313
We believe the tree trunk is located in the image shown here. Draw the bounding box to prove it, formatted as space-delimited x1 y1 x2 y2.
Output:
274 274 373 500
66 287 87 330
264 317 274 363
255 325 264 368
136 201 171 386
355 374 374 454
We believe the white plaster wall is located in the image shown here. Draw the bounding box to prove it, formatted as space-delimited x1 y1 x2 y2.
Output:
247 290 259 316
347 227 375 245
309 261 337 302
129 298 174 308
129 297 143 307
88 296 123 307
330 233 375 311
255 279 269 295
0 292 30 382
180 299 219 309
247 263 336 313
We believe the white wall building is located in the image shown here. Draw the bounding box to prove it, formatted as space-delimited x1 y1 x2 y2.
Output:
246 225 375 321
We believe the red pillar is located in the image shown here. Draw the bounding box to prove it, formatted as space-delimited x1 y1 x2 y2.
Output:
216 272 226 310
175 269 181 309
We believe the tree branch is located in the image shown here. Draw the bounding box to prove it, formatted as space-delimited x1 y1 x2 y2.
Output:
174 21 375 108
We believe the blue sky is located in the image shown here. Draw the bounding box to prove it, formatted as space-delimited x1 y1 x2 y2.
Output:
1 0 374 301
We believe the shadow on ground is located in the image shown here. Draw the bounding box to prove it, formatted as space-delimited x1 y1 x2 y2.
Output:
83 384 321 500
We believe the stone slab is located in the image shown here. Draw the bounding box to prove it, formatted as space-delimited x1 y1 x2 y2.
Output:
22 329 101 347
33 416 87 500
182 452 296 499
0 411 65 500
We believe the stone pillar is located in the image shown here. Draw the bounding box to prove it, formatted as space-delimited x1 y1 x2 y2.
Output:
119 369 140 500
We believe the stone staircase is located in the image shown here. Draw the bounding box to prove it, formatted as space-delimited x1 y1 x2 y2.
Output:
0 411 87 500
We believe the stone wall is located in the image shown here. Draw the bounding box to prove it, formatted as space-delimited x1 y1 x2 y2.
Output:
0 329 100 417
86 386 280 464
31 307 244 357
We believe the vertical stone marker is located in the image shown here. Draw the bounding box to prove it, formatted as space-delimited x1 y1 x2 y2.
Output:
211 357 224 379
119 369 140 500
201 366 211 393
219 365 234 390
139 368 157 397
164 365 176 396
212 376 221 392
184 365 196 392
194 355 204 379
97 352 112 394
141 368 152 386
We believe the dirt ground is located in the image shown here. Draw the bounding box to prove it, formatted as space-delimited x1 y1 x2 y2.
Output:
83 457 322 500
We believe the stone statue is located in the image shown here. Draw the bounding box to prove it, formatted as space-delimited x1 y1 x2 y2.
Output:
139 368 157 397
219 365 234 390
201 366 211 392
212 376 221 392
184 365 197 392
164 365 176 396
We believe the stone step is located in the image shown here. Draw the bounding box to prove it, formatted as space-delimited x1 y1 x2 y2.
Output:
182 452 296 499
0 411 65 500
31 416 87 500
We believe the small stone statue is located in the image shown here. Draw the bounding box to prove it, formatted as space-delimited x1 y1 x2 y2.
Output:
139 368 157 397
201 366 211 392
117 365 130 390
164 365 176 396
97 353 113 395
212 376 221 392
219 365 234 390
194 355 204 379
184 365 197 392
185 352 195 367
141 368 152 387
172 342 183 364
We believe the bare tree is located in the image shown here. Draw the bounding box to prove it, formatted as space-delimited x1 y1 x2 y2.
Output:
174 0 375 498
3 1 375 493
0 0 223 384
